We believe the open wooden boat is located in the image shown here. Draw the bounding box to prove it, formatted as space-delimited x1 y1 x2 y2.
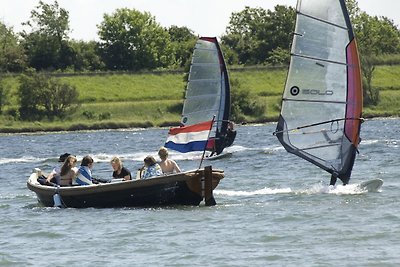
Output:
27 166 224 208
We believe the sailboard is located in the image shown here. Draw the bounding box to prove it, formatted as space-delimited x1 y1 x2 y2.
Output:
274 0 363 185
181 37 235 156
357 179 383 192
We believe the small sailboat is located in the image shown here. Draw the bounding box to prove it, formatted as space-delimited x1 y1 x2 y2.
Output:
274 0 373 186
181 37 235 157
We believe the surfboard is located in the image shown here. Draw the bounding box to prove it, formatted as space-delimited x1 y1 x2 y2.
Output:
357 179 383 192
206 152 233 160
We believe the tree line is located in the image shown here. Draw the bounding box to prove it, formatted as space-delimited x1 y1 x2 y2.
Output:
0 0 399 121
1 0 399 73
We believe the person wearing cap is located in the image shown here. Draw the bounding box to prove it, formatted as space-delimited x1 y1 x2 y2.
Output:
46 153 72 184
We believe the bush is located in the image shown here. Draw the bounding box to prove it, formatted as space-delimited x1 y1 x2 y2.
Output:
266 47 290 65
370 54 400 65
18 70 79 120
98 112 111 120
230 78 266 122
82 110 95 119
0 80 6 113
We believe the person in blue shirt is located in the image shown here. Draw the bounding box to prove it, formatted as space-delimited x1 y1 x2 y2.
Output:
141 156 162 179
73 155 95 185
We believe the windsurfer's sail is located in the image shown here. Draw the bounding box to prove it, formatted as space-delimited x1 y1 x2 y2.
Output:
181 37 234 155
274 0 362 184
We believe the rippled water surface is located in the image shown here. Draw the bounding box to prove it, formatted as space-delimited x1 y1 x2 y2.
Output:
1 118 399 266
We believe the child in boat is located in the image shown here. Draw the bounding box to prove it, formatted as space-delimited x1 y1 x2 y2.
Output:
59 155 78 186
73 155 95 185
141 156 162 179
110 156 132 180
158 147 181 175
46 153 72 184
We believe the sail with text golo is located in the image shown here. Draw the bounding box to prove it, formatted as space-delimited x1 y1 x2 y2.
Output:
274 0 363 185
181 37 234 156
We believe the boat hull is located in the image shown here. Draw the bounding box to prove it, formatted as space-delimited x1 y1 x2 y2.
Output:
27 167 224 208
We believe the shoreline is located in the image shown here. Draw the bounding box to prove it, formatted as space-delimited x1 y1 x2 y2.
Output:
1 114 397 135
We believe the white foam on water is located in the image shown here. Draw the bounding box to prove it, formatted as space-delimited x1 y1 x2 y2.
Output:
215 187 292 196
294 182 373 195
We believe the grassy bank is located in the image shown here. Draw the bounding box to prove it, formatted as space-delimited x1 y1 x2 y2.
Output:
1 65 400 133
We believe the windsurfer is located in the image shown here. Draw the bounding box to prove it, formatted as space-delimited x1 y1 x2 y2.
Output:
329 148 357 186
224 121 237 147
211 121 237 156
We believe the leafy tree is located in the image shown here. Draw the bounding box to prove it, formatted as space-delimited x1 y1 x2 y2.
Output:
20 0 73 70
69 40 105 71
168 25 197 68
222 7 267 65
230 78 266 122
346 0 400 105
98 8 175 71
0 22 27 72
220 43 239 65
221 5 295 65
18 69 79 120
0 78 6 113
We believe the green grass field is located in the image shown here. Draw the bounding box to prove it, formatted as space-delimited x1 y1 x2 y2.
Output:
1 64 399 132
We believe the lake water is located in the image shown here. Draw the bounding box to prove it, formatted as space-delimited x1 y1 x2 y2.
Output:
1 118 399 266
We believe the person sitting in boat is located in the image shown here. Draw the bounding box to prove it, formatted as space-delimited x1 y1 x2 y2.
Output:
59 155 79 186
158 147 181 175
110 156 132 180
46 152 71 185
73 155 95 186
140 156 162 179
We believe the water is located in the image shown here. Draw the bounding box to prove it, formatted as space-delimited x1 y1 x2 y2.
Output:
1 118 399 266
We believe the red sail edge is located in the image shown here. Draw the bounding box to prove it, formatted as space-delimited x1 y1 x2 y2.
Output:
345 39 363 147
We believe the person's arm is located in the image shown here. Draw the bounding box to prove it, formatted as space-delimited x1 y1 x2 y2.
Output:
46 169 57 182
121 167 131 180
173 160 181 173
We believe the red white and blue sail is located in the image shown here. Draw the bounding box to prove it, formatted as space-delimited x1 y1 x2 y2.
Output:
275 0 362 183
181 37 233 155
